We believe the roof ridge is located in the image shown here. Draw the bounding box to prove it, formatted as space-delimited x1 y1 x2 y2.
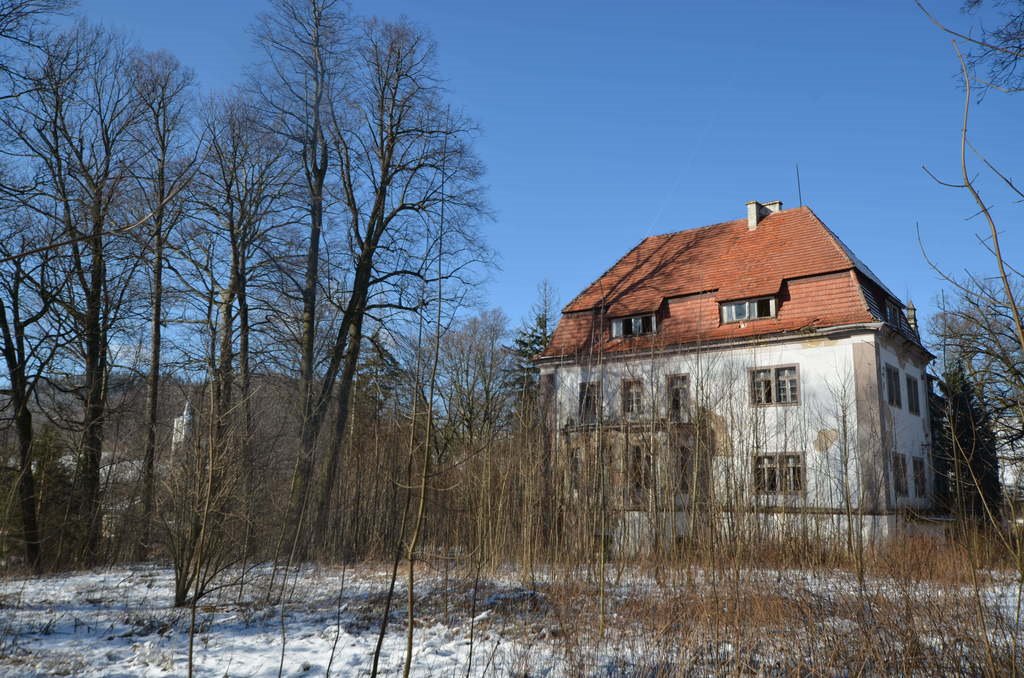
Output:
645 204 808 240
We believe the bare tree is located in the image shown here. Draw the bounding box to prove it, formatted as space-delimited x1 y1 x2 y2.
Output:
919 1 1024 512
186 94 293 570
0 22 145 563
128 49 196 560
0 212 69 571
308 16 488 552
0 0 71 99
250 0 346 554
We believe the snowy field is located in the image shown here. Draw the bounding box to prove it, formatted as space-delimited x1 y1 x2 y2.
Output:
0 561 1020 676
0 564 558 677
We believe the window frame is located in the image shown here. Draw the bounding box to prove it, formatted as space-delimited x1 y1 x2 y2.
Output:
885 364 902 408
749 364 801 406
677 443 693 495
611 313 658 338
628 444 654 505
906 374 920 416
885 300 901 326
621 378 644 419
721 296 777 324
912 456 926 498
666 373 691 423
894 453 909 497
753 452 805 496
578 380 601 424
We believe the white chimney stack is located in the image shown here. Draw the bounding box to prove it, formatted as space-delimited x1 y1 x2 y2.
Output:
746 200 783 230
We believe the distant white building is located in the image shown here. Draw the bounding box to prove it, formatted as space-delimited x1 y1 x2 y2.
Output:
536 202 935 549
172 400 193 449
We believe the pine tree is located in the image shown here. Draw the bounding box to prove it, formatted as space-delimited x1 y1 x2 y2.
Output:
939 362 1003 525
508 281 557 402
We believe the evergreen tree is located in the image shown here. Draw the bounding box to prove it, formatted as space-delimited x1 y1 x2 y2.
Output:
508 281 558 402
939 362 1003 525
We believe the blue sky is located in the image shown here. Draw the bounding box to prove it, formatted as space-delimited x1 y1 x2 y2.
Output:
76 1 1023 343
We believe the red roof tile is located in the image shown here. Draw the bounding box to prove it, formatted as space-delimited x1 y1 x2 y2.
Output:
542 206 894 360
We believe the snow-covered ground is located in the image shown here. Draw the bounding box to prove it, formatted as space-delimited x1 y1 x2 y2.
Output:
0 564 556 676
0 562 1020 676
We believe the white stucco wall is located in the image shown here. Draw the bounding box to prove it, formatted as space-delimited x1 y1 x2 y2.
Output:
877 335 934 510
540 329 933 516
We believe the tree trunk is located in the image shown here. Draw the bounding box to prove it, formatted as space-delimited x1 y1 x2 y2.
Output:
139 226 163 561
0 295 43 572
312 311 364 553
79 226 108 566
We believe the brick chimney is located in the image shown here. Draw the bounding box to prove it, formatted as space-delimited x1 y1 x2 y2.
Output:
746 200 783 230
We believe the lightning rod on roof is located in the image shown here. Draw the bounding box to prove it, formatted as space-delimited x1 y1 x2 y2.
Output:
795 163 803 207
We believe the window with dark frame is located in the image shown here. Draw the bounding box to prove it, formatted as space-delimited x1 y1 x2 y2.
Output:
913 457 926 497
628 445 653 502
667 374 690 422
894 454 909 497
886 364 902 408
578 381 600 424
568 449 580 491
750 365 800 405
906 374 920 416
678 444 693 494
885 300 901 326
754 453 804 495
621 379 643 419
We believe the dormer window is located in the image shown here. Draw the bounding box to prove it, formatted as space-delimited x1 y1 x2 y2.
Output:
885 300 901 326
720 297 776 324
611 314 657 338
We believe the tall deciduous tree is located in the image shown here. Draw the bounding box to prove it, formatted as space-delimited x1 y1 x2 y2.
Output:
251 0 346 551
0 214 68 571
0 0 70 99
0 22 144 563
308 17 488 551
129 49 195 560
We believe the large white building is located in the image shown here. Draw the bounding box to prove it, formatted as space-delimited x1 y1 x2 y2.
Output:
535 202 936 548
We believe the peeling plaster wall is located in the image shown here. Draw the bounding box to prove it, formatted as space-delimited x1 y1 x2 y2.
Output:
877 334 935 511
539 330 930 518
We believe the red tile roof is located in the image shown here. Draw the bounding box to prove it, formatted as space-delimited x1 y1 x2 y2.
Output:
542 206 903 360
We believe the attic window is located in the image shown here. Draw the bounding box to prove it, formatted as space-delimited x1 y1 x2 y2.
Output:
721 297 776 324
885 300 901 326
611 314 657 338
